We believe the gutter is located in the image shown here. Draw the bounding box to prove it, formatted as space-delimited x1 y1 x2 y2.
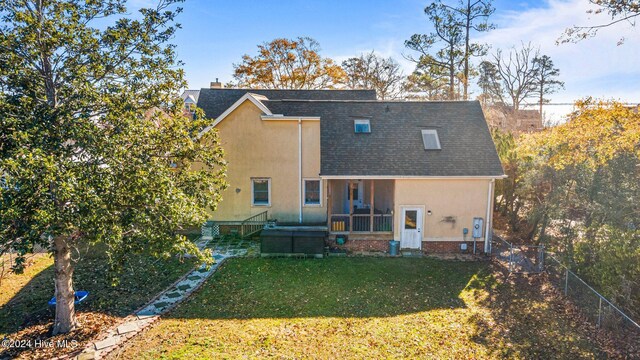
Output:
298 118 303 224
319 175 507 180
484 179 495 253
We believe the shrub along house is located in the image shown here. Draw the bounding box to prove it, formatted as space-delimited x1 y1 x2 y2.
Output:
194 86 505 254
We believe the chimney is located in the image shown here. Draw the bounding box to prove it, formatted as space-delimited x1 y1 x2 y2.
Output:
210 78 222 89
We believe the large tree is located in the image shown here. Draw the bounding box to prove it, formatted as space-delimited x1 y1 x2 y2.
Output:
485 43 541 111
517 100 640 316
437 0 495 100
532 55 564 119
0 0 227 334
342 52 404 99
403 59 451 100
405 0 493 100
477 60 502 107
405 8 463 100
233 37 346 89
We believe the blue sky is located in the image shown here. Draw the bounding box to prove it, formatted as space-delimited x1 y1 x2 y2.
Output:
136 0 639 119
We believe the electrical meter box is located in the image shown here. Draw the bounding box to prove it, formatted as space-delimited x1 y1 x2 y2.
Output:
472 217 484 238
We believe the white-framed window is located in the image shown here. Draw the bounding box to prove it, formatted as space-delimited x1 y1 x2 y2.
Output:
354 119 371 133
421 129 441 150
251 178 271 206
303 179 322 206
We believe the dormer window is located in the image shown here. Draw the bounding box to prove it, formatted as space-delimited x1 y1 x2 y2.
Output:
354 119 371 133
421 129 441 150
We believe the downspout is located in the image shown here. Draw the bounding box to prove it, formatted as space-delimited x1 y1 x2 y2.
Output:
484 179 495 253
298 118 303 224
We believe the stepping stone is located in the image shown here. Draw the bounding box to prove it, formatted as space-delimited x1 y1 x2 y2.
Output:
177 284 191 291
154 301 169 308
165 292 182 299
197 267 208 273
136 311 158 319
187 275 201 281
117 322 140 335
77 349 96 360
94 336 119 350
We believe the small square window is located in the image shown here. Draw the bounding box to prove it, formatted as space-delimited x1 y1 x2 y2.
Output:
421 129 441 150
354 119 371 133
252 178 270 206
304 179 322 206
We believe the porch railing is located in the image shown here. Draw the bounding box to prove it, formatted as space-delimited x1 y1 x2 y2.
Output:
240 210 268 238
330 214 393 233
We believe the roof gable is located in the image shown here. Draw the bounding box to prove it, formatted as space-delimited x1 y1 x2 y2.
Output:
198 93 272 138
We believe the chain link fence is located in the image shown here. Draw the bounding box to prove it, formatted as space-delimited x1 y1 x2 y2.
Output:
545 253 640 340
491 235 544 273
492 237 640 344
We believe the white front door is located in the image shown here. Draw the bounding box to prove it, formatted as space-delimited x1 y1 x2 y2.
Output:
400 207 423 249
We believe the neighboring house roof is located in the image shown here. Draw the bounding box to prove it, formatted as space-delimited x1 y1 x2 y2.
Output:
265 99 504 177
181 89 201 104
483 105 542 132
196 89 377 119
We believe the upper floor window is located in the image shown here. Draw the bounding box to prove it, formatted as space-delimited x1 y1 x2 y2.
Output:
354 119 371 133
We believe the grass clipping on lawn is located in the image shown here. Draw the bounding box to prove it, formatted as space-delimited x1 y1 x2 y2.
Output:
110 258 620 359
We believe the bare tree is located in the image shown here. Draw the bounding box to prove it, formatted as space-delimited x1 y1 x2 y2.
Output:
492 43 540 111
342 52 404 99
560 0 640 45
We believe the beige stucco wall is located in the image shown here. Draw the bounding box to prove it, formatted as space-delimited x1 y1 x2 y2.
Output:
393 179 491 242
206 100 326 223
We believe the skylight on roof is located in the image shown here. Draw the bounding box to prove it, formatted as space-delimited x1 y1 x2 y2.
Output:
421 129 441 150
354 119 371 133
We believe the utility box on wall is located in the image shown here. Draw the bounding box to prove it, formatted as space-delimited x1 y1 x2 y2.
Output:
472 217 484 238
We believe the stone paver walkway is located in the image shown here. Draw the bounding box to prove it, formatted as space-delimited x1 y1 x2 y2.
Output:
72 236 258 360
204 235 260 257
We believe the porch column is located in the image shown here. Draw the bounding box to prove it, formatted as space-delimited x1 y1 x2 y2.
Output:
349 179 353 233
370 180 374 232
326 180 332 230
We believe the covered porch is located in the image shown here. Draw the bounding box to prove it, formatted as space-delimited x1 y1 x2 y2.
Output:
326 179 394 234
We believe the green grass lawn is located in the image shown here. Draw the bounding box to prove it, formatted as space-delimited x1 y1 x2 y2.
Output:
0 247 198 359
111 258 606 359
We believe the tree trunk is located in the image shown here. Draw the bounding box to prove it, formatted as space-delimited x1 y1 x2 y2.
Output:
52 235 77 335
537 213 549 245
538 81 544 124
449 47 455 100
463 0 471 100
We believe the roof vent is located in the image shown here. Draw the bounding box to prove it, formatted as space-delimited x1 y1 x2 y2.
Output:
210 78 222 89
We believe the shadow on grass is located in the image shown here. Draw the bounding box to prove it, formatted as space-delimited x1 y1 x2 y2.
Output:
0 249 197 359
467 263 607 359
164 257 486 320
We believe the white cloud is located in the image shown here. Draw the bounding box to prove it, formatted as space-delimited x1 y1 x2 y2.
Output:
477 0 640 104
